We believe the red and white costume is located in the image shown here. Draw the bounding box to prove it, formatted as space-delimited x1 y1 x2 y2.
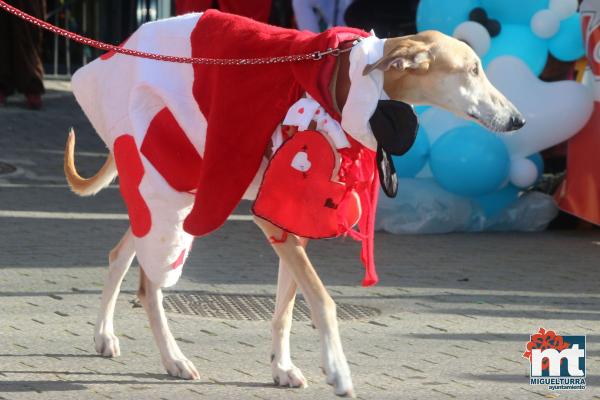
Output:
72 10 388 287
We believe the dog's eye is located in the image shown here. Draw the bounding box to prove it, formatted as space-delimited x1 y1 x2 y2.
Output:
471 63 480 76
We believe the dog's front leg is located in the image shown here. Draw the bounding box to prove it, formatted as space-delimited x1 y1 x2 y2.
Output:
255 217 355 398
271 256 307 388
137 268 199 380
95 228 135 357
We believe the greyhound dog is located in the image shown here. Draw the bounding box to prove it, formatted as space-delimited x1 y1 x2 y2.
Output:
64 12 524 398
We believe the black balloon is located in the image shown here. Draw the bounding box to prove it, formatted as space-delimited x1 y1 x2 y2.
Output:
469 7 488 24
486 19 501 37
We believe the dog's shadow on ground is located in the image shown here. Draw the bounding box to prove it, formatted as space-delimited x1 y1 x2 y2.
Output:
0 368 276 391
0 380 88 392
0 353 99 358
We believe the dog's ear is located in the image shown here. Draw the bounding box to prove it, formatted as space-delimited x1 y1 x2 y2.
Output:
363 39 432 75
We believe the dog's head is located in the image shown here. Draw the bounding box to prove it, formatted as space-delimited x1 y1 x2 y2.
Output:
340 31 525 197
364 31 525 133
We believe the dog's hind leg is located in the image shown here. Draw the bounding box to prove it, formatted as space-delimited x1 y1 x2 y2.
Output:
95 228 135 357
137 267 200 380
255 217 355 398
271 255 308 388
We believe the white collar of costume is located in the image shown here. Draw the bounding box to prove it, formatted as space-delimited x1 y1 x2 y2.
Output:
341 34 388 151
280 96 350 152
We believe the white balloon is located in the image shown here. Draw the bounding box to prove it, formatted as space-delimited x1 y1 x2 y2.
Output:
549 0 578 20
486 56 594 158
509 158 538 188
531 10 561 39
453 21 491 57
415 163 433 178
419 107 470 145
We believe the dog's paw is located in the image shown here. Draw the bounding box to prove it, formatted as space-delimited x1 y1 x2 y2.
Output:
163 357 200 380
326 371 355 398
272 363 307 388
321 351 355 397
94 332 121 357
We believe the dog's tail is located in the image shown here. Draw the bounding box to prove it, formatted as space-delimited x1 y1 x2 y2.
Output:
64 128 117 196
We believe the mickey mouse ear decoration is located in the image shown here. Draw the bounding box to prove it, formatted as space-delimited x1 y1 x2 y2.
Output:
469 7 501 37
369 100 419 198
454 7 501 57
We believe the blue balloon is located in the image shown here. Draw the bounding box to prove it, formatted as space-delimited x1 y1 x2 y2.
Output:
393 126 430 178
483 24 548 75
480 0 548 24
549 13 585 61
417 0 480 35
430 125 510 197
473 184 520 217
527 153 544 183
414 105 431 115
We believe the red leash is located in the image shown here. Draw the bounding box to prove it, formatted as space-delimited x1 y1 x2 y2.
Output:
0 0 349 65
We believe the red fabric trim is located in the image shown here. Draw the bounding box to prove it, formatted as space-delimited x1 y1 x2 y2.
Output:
269 231 288 244
113 135 152 237
171 248 187 269
140 107 203 193
338 137 379 286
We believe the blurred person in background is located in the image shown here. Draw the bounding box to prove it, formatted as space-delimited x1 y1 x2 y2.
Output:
344 0 419 37
0 0 46 109
292 0 352 32
176 0 273 23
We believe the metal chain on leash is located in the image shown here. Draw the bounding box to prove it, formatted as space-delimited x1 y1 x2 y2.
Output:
0 0 354 65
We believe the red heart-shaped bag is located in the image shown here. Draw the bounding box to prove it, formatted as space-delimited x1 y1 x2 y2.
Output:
253 130 360 238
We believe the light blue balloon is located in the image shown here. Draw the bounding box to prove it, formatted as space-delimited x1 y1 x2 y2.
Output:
416 0 480 35
430 125 510 197
473 184 520 217
549 13 585 61
481 0 548 24
527 153 544 183
392 126 430 178
483 24 548 75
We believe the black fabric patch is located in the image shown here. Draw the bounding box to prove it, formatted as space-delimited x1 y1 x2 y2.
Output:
376 145 398 197
369 100 419 198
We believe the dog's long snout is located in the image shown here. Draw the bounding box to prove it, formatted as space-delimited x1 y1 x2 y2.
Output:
507 114 526 131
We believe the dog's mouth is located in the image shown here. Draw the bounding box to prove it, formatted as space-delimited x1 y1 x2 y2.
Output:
468 112 498 132
468 112 521 135
467 112 495 132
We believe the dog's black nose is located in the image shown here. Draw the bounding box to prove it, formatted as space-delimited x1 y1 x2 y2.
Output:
509 115 526 131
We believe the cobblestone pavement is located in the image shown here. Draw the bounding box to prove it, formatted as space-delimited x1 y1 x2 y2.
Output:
1 81 600 399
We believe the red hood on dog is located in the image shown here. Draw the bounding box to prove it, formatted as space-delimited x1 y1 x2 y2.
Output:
185 10 368 235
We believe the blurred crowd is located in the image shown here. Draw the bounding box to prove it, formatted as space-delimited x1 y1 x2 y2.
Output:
175 0 419 35
0 0 422 110
0 0 46 109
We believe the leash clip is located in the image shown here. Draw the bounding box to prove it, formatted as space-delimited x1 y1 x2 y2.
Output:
312 47 344 61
